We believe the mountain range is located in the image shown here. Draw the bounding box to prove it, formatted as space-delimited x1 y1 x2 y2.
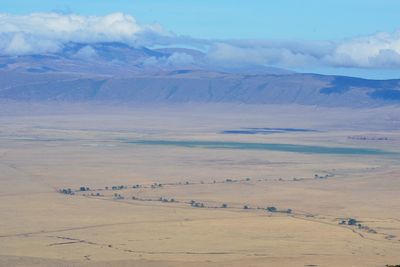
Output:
0 42 399 107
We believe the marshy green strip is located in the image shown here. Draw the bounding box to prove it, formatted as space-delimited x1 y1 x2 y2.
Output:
126 140 396 155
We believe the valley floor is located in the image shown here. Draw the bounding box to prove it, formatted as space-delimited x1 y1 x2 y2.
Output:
0 103 400 267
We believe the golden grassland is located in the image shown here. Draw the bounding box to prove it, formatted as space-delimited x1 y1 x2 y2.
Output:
0 104 399 267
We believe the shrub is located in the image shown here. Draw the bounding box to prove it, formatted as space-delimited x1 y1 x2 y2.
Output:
267 206 277 212
348 218 358 225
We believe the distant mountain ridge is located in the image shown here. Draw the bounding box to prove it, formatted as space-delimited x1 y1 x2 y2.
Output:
0 42 399 107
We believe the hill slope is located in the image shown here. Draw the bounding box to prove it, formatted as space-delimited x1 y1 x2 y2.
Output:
0 42 399 107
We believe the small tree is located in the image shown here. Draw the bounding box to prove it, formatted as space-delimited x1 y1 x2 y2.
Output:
348 218 357 225
267 206 277 212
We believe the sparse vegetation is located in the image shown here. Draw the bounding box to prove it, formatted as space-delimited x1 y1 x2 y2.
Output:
191 201 204 208
348 218 358 226
113 193 124 200
111 185 124 190
59 188 74 195
79 186 90 191
266 206 277 212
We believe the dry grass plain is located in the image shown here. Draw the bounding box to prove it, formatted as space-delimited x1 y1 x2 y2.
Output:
0 103 400 267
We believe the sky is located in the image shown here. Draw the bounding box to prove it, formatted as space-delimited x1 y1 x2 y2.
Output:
1 0 400 79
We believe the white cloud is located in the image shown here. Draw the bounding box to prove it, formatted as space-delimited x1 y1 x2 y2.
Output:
3 33 32 55
142 52 195 68
73 45 98 59
0 12 399 69
166 52 194 65
206 31 400 69
0 12 166 55
206 42 318 67
324 31 400 68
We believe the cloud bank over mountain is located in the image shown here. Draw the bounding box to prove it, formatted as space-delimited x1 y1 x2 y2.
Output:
208 32 400 69
0 13 166 55
1 12 400 70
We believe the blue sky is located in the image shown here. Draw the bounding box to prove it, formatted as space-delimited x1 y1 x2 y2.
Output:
1 0 400 78
2 0 399 40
